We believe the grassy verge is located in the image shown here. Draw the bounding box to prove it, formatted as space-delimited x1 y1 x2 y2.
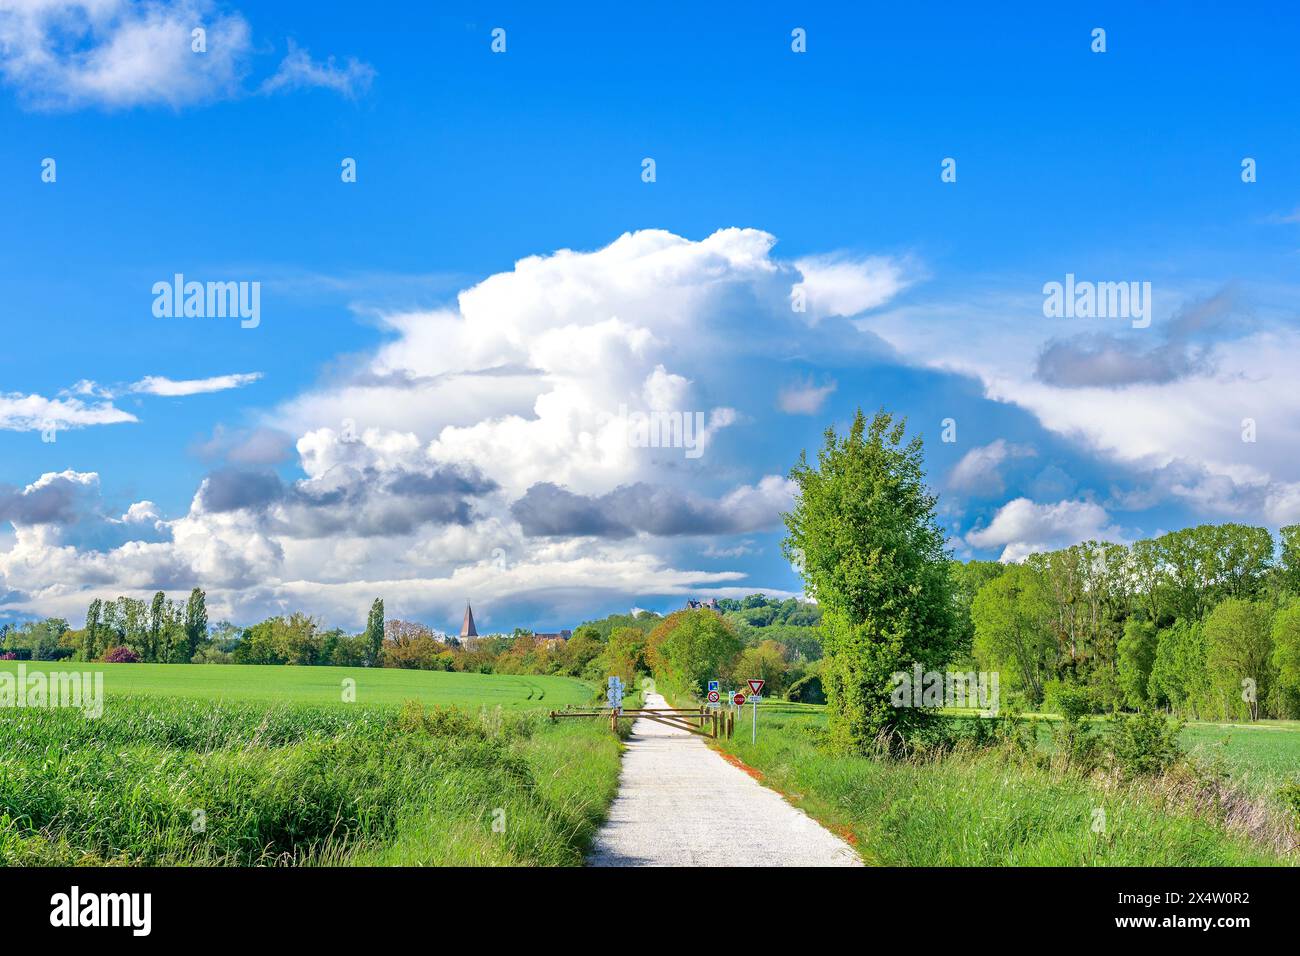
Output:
706 701 1292 866
0 694 624 866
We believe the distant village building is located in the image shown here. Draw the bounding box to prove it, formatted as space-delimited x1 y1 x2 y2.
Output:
460 602 478 639
684 598 720 611
533 629 572 648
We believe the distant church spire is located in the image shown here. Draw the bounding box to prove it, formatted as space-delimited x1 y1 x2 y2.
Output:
460 601 478 638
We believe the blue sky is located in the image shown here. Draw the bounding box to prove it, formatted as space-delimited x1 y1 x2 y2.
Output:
2 1 1299 633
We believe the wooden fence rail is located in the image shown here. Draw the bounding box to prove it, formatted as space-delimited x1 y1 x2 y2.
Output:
549 707 731 739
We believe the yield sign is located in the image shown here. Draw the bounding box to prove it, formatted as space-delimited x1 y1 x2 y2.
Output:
732 692 747 706
747 679 766 696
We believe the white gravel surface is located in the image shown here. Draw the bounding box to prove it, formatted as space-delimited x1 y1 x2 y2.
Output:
587 693 863 867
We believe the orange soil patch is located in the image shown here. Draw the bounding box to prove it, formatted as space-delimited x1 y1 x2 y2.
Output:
716 748 766 783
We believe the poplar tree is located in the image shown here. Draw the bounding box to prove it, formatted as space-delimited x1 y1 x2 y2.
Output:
83 598 103 661
184 588 208 662
783 409 954 753
365 598 385 666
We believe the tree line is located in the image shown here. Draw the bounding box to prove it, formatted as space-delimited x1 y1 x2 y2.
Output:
2 592 387 668
962 524 1300 720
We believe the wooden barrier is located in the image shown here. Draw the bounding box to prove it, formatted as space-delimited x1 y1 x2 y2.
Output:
549 707 718 738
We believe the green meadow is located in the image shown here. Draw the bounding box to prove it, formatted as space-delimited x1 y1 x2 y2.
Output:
1180 720 1300 796
0 663 612 866
0 660 591 710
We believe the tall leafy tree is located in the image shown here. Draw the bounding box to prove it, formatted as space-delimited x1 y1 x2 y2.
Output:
1271 598 1300 717
971 563 1055 704
783 409 954 752
1130 538 1169 626
148 591 166 662
1157 525 1273 622
1278 525 1300 597
949 559 1006 664
184 588 208 662
1204 598 1274 721
1150 620 1210 717
82 598 103 661
364 597 385 666
646 609 742 693
1117 617 1158 708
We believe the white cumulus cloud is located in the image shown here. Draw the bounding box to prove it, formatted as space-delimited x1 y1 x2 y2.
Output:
130 372 262 396
965 497 1123 563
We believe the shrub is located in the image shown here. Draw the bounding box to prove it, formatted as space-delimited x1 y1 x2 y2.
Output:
787 673 826 704
1043 679 1098 720
1046 699 1103 774
1108 708 1185 778
1277 781 1300 825
191 645 233 664
897 711 1030 758
101 646 141 663
396 701 483 738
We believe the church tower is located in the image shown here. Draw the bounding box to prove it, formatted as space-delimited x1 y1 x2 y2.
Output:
460 601 478 639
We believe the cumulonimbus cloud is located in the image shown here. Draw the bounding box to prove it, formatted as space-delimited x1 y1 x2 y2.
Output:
1 227 908 628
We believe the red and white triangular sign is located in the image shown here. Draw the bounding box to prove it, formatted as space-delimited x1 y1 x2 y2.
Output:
747 679 765 695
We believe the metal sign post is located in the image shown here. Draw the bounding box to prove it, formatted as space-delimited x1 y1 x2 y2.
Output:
746 679 764 744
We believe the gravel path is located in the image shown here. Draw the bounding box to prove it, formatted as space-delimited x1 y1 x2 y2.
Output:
587 692 862 867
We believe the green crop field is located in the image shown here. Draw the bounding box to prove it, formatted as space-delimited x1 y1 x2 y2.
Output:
0 664 614 866
0 661 592 710
1181 720 1300 795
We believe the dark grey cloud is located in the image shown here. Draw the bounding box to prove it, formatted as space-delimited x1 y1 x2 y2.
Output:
0 475 86 525
198 464 498 537
1104 457 1264 515
510 483 634 537
1035 287 1239 389
1035 335 1209 388
385 468 497 504
199 468 285 513
0 473 173 555
191 425 296 466
511 481 785 539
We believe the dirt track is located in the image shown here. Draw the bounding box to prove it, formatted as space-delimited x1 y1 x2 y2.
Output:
586 692 862 867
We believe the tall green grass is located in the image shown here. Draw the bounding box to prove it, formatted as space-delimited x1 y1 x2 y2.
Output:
0 696 622 866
